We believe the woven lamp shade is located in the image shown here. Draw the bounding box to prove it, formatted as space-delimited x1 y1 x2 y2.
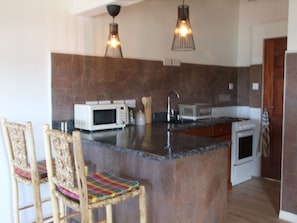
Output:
105 5 123 58
105 23 123 58
171 4 195 51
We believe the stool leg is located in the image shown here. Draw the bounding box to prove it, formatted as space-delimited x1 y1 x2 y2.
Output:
51 194 61 223
58 201 65 223
87 209 93 223
13 179 20 223
32 181 43 222
139 186 147 223
106 205 112 223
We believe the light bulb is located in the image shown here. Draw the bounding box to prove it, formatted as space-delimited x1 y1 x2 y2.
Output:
177 20 192 37
108 35 120 48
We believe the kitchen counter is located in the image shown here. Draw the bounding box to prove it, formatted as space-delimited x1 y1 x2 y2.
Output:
79 117 242 223
80 116 242 161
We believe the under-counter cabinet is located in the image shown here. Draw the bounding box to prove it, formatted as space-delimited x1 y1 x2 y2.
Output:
176 124 232 189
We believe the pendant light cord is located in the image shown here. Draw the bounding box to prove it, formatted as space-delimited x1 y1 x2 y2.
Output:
182 0 185 12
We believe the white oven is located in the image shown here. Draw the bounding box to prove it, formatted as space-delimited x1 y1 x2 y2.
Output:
231 119 260 186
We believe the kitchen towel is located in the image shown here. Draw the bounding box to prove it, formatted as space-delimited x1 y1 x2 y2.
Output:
261 109 270 158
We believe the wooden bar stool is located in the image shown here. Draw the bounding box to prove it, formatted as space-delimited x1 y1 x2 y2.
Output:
43 124 147 223
1 118 52 223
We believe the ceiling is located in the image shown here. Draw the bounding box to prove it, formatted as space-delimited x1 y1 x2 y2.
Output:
74 0 195 17
74 0 144 17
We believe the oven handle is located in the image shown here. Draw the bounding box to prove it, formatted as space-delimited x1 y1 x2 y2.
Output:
236 129 255 137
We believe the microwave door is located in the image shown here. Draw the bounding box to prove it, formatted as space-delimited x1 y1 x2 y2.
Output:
93 109 116 125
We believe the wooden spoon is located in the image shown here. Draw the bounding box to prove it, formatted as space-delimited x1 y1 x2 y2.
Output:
142 96 152 123
142 97 147 108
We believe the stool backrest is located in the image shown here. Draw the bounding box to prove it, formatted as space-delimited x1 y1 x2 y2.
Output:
1 118 38 183
43 124 89 210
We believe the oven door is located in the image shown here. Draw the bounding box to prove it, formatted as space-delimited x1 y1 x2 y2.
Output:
235 129 254 165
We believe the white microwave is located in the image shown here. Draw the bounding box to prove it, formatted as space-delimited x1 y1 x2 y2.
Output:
74 103 129 131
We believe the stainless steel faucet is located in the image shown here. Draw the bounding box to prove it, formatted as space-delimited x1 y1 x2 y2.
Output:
167 90 180 122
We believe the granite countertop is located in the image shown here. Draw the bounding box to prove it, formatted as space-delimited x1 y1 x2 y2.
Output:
80 117 244 161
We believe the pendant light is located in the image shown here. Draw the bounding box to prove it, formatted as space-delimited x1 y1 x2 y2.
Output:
105 5 123 58
171 0 195 51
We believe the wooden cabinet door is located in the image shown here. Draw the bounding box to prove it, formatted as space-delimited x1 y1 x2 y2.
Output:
189 127 212 137
212 124 231 137
175 127 212 137
262 37 287 180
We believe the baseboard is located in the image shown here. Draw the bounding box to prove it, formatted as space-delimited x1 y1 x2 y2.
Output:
279 210 297 222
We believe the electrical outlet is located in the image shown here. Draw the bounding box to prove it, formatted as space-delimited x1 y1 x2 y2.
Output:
85 101 98 104
125 99 136 108
113 100 125 104
98 100 111 104
172 59 181 67
252 83 259 90
163 58 172 66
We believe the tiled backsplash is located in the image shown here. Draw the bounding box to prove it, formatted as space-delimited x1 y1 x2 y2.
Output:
51 53 261 121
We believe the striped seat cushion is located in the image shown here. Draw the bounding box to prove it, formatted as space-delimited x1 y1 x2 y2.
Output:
14 160 48 179
57 172 140 204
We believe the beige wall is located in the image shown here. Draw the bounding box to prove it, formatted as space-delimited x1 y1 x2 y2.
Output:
287 0 297 50
237 0 288 66
93 0 240 66
92 0 288 67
